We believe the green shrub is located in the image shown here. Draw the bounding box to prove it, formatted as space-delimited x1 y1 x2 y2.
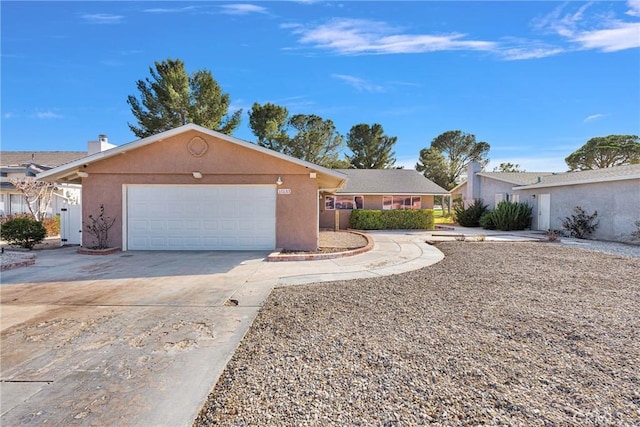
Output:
350 209 434 230
0 216 47 249
483 201 533 231
479 212 496 230
562 206 598 239
454 199 489 227
349 210 384 230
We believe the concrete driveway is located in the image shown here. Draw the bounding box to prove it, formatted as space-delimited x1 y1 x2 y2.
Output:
1 232 444 426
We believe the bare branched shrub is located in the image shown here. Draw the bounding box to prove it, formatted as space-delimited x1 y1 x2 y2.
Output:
85 205 116 249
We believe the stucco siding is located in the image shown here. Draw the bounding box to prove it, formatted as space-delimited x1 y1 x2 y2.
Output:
516 179 640 243
81 131 321 251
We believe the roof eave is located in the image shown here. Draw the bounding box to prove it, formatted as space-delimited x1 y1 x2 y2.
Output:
36 124 348 183
515 174 640 190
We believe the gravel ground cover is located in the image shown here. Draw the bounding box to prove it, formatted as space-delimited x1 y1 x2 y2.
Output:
281 231 369 254
195 242 639 426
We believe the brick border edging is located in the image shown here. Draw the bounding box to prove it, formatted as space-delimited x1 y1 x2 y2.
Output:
77 247 121 255
266 230 374 262
1 257 36 271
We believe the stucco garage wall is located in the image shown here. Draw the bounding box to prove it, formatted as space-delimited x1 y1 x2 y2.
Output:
516 179 640 243
81 130 321 251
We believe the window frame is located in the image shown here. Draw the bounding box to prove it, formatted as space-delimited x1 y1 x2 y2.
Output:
325 195 364 210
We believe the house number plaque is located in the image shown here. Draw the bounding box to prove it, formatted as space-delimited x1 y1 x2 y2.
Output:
277 189 291 195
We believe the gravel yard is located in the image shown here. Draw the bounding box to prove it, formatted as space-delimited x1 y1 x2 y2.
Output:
195 242 640 425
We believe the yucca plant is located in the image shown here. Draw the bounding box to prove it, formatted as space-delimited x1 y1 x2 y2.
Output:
483 201 533 231
454 199 489 227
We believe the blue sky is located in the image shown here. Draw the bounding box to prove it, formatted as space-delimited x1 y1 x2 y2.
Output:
2 1 639 172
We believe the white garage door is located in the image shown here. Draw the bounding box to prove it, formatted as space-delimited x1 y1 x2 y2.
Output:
127 185 276 250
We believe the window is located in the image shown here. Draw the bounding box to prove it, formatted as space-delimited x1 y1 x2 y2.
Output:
511 194 520 203
382 195 422 210
325 195 363 210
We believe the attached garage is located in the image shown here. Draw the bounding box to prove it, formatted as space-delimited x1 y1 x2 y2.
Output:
126 185 276 250
36 124 347 252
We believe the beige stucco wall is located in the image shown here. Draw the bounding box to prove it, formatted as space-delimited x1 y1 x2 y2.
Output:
81 130 322 251
318 195 435 229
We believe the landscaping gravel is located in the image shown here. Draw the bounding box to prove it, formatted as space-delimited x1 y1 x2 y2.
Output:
195 241 640 426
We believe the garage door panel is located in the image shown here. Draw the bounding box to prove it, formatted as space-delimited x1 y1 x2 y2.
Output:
127 185 276 250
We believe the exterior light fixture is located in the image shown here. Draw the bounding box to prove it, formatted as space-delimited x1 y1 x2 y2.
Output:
192 171 202 179
276 176 283 185
77 171 89 178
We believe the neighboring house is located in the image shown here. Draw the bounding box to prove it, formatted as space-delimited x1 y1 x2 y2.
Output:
457 161 640 243
0 152 86 217
38 124 348 251
319 169 449 230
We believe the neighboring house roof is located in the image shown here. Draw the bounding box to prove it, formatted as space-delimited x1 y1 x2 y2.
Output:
476 171 555 185
37 124 348 188
516 163 640 190
334 169 449 195
0 151 87 168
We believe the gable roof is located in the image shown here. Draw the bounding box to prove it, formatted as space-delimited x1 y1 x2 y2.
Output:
36 124 347 187
334 169 449 195
516 163 640 190
1 151 86 168
476 171 555 185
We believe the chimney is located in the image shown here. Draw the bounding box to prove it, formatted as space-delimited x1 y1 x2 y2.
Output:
87 134 116 155
464 161 483 207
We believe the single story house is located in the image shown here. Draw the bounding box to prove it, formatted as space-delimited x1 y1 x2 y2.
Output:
319 168 449 230
37 124 348 251
0 152 86 217
457 161 640 243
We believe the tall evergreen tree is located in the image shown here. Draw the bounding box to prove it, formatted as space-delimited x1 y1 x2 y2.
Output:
416 130 490 190
346 123 397 169
286 114 344 167
565 135 640 170
127 58 241 138
248 102 290 152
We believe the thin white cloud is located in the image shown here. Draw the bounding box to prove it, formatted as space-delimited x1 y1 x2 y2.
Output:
584 113 605 122
331 74 385 93
627 0 640 17
3 112 16 119
285 18 496 55
534 2 640 52
82 13 124 25
498 39 565 60
142 6 201 14
219 4 267 15
35 111 63 119
573 22 640 52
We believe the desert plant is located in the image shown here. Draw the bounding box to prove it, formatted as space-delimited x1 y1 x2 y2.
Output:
562 206 599 239
546 229 561 242
84 204 116 249
479 212 496 230
0 216 47 249
454 233 466 242
454 199 489 227
483 201 533 231
476 234 486 242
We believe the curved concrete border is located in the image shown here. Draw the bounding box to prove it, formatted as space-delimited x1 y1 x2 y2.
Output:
266 230 374 262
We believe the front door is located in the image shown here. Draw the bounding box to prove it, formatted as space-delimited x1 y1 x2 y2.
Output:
538 193 550 231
